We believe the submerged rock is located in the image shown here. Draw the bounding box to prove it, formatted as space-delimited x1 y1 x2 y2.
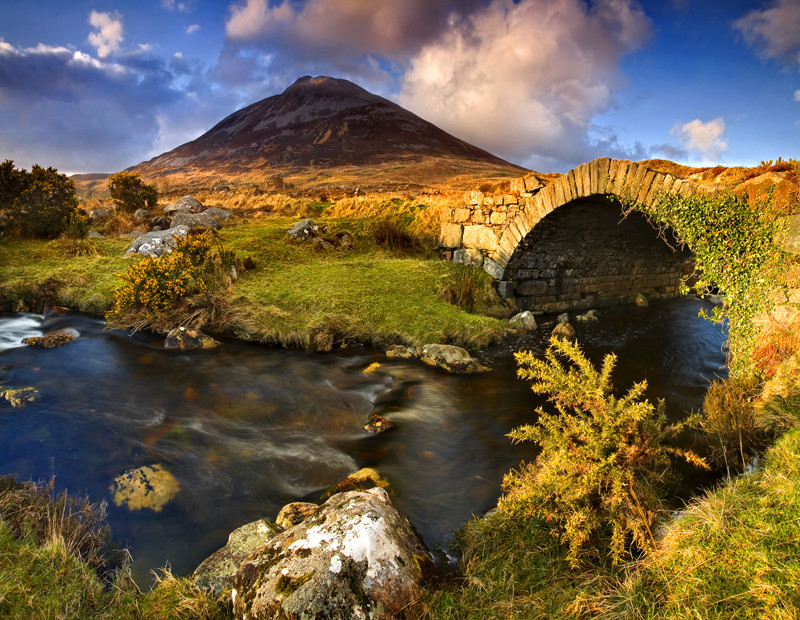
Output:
363 413 396 434
385 345 417 360
232 487 432 620
110 464 180 512
0 386 39 408
275 502 319 530
419 343 489 373
25 328 77 348
635 293 650 307
164 326 220 350
194 519 283 598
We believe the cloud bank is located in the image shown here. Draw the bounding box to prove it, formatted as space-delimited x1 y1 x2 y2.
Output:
734 0 800 67
670 118 728 163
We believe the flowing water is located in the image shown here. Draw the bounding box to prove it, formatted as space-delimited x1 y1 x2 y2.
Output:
0 297 726 585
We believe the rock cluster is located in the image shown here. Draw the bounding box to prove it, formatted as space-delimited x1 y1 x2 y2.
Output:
383 343 488 373
193 485 432 620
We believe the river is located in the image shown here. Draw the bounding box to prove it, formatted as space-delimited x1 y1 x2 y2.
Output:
0 297 726 585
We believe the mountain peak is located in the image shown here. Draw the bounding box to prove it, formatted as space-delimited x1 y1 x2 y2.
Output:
132 76 526 190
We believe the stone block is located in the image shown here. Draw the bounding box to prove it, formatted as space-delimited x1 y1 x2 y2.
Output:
462 225 499 252
483 257 505 280
439 223 463 248
579 163 592 196
490 211 507 225
516 280 548 296
453 248 485 268
453 208 471 223
594 157 611 193
636 170 656 204
524 176 543 192
496 280 514 299
465 190 484 205
509 178 526 194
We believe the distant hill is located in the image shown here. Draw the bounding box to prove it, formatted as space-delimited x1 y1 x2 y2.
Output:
130 76 528 193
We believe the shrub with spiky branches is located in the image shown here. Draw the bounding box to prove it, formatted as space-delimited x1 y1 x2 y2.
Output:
500 337 707 566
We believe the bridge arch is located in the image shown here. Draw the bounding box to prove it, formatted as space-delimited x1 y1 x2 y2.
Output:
439 157 698 313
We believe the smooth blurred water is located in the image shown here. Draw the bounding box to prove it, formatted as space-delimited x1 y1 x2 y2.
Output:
0 298 727 585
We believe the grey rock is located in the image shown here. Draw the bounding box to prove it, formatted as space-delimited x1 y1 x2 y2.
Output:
194 519 283 598
133 208 150 223
150 216 170 230
556 312 570 325
419 343 489 373
88 207 115 222
232 488 432 620
385 345 418 359
509 311 537 331
334 231 354 248
171 211 223 231
287 218 318 241
312 237 335 251
125 225 190 257
203 206 232 221
164 195 204 215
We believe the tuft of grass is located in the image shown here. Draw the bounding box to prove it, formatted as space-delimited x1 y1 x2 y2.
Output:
437 264 509 317
0 476 229 619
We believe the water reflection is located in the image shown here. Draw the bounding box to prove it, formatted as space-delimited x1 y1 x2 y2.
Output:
0 298 726 584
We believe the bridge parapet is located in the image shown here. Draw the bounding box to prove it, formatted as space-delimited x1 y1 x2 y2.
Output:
440 157 697 308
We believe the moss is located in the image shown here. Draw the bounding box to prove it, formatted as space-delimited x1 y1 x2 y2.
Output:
274 570 315 596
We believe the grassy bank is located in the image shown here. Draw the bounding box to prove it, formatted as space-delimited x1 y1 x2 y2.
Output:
423 425 800 619
0 212 510 350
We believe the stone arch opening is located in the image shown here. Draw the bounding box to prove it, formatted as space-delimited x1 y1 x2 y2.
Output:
505 196 693 313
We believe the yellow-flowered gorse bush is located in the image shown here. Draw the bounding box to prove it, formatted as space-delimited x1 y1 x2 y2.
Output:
106 232 236 327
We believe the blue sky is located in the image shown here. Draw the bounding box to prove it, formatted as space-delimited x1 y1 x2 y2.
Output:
1 0 798 174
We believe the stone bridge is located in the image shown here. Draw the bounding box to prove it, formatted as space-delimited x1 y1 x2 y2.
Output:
439 157 698 313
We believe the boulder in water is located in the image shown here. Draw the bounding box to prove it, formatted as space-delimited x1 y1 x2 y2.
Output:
110 464 180 512
194 519 283 598
232 487 432 620
551 322 577 341
325 467 391 498
164 327 220 350
1 386 39 408
25 328 77 348
509 310 537 331
420 343 489 373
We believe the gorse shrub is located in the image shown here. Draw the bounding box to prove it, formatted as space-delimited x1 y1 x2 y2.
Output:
106 231 236 330
0 161 85 239
108 171 158 213
501 337 706 566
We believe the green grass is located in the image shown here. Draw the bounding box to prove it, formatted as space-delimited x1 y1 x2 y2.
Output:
0 216 509 349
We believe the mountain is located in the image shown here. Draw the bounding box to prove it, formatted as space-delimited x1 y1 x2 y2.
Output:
131 76 527 192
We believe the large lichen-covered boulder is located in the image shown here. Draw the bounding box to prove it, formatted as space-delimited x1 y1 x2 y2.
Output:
419 343 489 373
232 487 432 620
194 519 283 598
509 310 537 331
124 225 190 257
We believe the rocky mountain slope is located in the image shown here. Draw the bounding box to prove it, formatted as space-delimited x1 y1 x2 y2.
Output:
130 76 527 193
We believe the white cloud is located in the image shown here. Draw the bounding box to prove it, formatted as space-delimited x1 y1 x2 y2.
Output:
88 11 124 59
225 0 484 60
795 89 800 102
734 0 800 66
162 0 197 13
186 24 201 34
670 118 728 162
397 0 652 169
